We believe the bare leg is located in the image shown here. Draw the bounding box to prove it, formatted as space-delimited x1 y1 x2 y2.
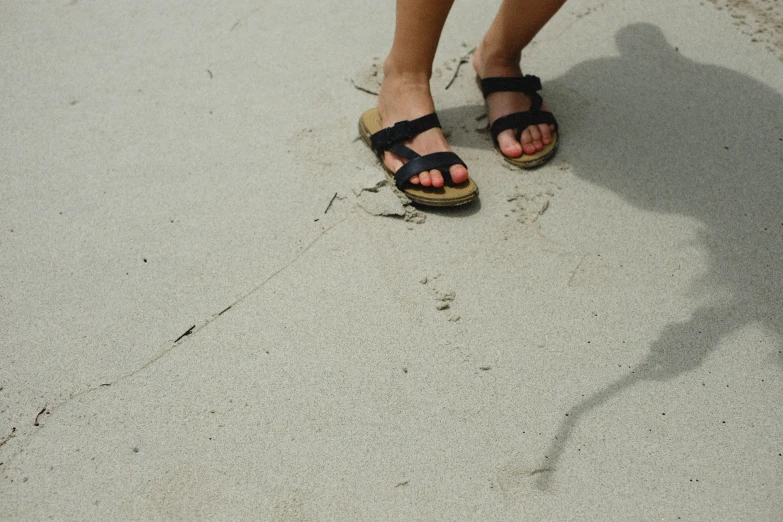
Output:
473 0 567 158
377 0 468 188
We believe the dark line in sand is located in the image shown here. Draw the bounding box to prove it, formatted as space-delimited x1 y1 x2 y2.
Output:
350 80 379 96
174 325 195 343
33 407 47 427
324 192 338 214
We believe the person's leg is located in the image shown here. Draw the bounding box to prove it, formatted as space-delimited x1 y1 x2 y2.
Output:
473 0 567 158
377 0 468 188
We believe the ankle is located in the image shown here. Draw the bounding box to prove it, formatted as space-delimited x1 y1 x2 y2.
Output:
379 59 433 107
378 72 436 125
383 57 432 86
474 40 522 76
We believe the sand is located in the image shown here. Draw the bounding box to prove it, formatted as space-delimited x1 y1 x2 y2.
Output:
1 0 782 519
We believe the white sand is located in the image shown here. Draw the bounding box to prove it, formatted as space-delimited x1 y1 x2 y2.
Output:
1 0 782 519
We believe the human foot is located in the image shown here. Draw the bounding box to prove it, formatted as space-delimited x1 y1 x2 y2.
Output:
472 44 557 159
376 69 469 188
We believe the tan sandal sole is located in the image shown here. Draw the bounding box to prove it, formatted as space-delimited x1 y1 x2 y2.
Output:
358 108 479 207
496 137 558 169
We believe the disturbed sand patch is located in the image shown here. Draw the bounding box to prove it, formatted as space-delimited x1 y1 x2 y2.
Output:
707 0 783 59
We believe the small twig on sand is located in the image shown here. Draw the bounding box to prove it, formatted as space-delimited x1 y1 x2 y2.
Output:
350 79 379 96
174 325 196 343
324 192 338 214
34 407 47 426
445 47 476 90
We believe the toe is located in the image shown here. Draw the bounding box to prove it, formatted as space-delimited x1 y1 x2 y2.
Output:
429 169 444 188
449 163 469 184
528 125 544 151
519 128 537 156
539 123 552 146
418 170 432 187
409 174 420 185
497 129 523 158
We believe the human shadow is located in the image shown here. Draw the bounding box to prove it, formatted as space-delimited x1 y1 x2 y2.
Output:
527 23 783 490
435 23 782 489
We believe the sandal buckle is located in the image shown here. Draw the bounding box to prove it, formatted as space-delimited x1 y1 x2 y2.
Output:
371 119 415 151
388 119 414 142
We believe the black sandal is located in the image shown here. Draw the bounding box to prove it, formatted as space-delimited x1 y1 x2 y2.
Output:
479 74 559 169
359 108 478 206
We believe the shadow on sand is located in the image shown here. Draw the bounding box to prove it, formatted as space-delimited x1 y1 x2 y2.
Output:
537 23 783 490
447 22 783 489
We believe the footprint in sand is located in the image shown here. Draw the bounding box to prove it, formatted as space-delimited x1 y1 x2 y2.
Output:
420 274 461 322
504 168 567 224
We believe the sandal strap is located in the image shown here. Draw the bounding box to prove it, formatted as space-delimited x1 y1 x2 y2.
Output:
480 75 542 97
490 109 558 144
480 75 558 145
394 152 466 190
369 113 441 152
388 143 419 162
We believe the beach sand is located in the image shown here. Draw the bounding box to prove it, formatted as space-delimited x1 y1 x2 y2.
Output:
1 0 782 519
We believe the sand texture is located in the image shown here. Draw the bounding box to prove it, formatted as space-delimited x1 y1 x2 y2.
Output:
1 0 782 520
